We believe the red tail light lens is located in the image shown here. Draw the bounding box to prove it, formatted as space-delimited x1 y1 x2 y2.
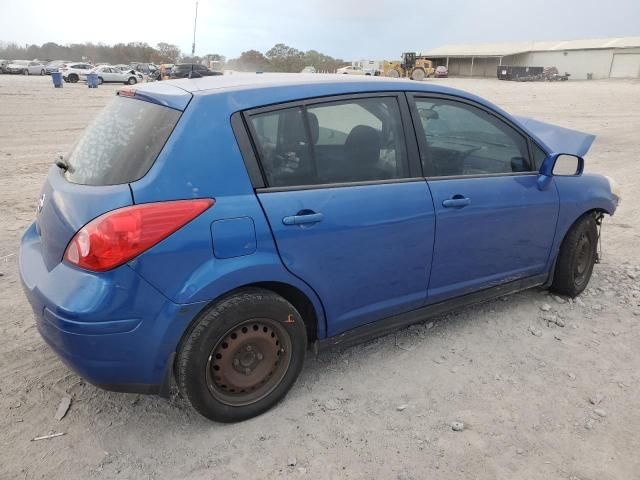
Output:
64 199 214 272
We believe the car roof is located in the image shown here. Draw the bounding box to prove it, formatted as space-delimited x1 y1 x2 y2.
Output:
131 72 511 114
155 73 460 95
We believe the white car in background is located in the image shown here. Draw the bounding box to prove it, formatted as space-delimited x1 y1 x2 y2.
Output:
336 65 371 76
6 60 46 75
60 62 94 83
81 65 143 85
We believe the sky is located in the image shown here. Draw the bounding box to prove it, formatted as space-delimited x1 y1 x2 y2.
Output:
1 0 639 60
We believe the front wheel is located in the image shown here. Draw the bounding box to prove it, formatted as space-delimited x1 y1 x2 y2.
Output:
127 77 137 85
40 69 45 75
97 77 104 85
23 69 29 76
411 68 425 81
177 288 307 422
551 214 598 297
68 74 78 83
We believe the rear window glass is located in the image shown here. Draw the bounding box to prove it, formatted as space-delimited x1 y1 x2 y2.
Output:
64 97 181 186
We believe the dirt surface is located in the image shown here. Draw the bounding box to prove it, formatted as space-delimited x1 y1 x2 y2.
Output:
1 75 639 480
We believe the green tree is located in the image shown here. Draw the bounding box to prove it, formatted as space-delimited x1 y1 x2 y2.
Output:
265 43 305 72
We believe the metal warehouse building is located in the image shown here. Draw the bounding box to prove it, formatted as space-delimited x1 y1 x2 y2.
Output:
422 36 640 79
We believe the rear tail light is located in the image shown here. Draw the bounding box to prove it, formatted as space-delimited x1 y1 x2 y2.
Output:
64 199 214 272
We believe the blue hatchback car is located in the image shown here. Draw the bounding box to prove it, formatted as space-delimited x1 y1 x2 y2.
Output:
20 74 620 422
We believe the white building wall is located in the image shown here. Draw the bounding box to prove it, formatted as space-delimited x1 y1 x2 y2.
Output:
503 48 640 79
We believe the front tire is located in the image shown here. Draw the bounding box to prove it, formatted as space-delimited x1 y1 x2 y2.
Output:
40 69 45 75
177 288 307 422
127 77 137 85
551 214 598 297
68 74 78 83
411 68 425 81
23 69 29 76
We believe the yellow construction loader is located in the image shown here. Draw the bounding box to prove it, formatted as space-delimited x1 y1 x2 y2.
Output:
381 52 435 81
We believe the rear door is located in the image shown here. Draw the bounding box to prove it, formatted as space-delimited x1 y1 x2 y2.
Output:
245 94 435 336
408 94 559 303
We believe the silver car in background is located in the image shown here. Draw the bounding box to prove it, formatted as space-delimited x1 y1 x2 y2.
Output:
6 60 46 75
80 65 143 85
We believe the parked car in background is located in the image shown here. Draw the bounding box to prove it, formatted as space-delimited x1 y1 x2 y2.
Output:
60 63 94 83
80 65 143 85
434 65 449 78
301 66 316 73
113 64 145 77
0 59 10 73
45 60 73 74
19 74 620 423
6 60 46 75
336 65 370 75
170 63 222 78
130 63 158 75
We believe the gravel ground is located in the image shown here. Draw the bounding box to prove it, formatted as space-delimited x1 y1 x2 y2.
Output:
0 75 639 480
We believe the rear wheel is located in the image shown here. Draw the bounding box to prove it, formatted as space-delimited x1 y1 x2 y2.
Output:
411 68 425 81
177 288 307 422
551 214 598 297
97 77 104 85
40 69 45 75
68 74 78 83
23 69 29 76
386 69 400 78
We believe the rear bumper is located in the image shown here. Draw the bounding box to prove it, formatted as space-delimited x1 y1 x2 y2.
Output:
19 222 206 393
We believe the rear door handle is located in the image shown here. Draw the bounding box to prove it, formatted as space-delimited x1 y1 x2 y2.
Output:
442 195 471 208
282 212 324 225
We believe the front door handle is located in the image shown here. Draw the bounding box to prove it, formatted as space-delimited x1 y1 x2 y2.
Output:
442 195 471 208
282 212 324 225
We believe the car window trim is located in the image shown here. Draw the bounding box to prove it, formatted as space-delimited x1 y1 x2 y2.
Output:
256 177 426 193
239 91 423 190
406 92 538 180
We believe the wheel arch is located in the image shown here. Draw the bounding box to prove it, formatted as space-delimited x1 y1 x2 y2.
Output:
544 207 608 287
177 280 324 355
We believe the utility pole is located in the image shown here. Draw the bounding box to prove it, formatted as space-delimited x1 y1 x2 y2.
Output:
189 1 199 78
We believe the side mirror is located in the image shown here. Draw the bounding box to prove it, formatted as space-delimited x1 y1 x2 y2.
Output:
537 153 584 190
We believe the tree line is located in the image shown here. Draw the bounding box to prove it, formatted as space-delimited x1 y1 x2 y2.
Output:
0 41 347 72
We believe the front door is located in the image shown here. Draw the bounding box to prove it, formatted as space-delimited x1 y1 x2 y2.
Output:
409 95 559 303
247 94 435 336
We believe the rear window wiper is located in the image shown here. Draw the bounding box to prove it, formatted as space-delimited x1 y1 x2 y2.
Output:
55 155 73 173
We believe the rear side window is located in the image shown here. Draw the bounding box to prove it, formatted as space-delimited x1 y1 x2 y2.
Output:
64 97 181 186
249 97 409 187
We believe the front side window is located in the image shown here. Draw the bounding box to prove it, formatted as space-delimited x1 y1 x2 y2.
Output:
414 98 531 177
249 97 409 187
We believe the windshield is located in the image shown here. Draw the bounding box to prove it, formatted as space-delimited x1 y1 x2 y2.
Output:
64 97 181 186
14 60 29 65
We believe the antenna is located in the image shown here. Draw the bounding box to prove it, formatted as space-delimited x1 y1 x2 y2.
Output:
189 1 200 79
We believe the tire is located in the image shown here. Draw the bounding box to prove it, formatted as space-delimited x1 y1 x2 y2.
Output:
23 69 29 76
551 214 598 297
40 69 45 75
127 77 137 85
411 68 425 81
386 69 400 78
97 77 104 85
177 288 308 422
69 74 78 83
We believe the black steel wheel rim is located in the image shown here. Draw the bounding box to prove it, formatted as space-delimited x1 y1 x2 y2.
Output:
574 233 591 285
205 318 292 407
